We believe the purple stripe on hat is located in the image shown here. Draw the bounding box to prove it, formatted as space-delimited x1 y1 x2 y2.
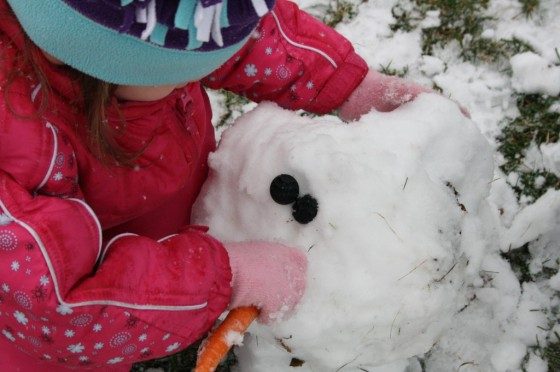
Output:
226 0 275 25
200 0 222 7
119 7 135 32
164 28 190 49
63 0 275 50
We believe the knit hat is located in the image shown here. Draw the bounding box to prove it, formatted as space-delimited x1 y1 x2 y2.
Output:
6 0 275 85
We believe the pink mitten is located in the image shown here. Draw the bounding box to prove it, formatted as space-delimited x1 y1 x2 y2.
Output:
338 69 432 122
225 242 307 324
339 69 471 121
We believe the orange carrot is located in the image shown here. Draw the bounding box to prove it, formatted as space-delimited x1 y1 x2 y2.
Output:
195 306 259 372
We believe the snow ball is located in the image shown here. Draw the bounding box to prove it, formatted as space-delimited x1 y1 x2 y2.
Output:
507 172 520 186
510 283 551 345
525 353 548 372
419 55 445 77
510 52 560 96
502 189 560 250
194 94 495 370
541 142 560 177
419 10 440 29
549 271 560 291
534 175 546 188
490 340 526 371
481 28 496 38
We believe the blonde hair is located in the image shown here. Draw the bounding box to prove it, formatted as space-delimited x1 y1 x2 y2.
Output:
2 9 135 166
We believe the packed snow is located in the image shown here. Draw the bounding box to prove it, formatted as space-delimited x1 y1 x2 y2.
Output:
194 96 498 370
201 0 560 370
510 52 560 96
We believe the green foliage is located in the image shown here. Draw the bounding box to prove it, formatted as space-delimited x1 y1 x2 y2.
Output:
391 0 533 63
497 94 560 200
215 90 251 129
420 0 491 55
379 61 410 77
519 0 540 16
500 243 558 283
501 244 533 283
543 336 560 371
462 37 533 64
323 0 360 27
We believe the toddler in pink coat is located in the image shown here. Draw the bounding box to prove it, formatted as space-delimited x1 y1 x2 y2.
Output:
0 0 432 370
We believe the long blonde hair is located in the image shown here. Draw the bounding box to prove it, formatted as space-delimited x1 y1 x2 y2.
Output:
2 10 134 165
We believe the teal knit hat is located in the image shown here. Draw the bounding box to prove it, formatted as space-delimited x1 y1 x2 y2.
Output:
6 0 275 85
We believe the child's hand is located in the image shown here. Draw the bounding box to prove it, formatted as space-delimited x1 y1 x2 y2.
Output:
338 69 469 121
225 242 307 324
338 70 431 121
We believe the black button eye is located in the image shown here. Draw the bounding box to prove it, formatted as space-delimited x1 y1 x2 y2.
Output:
270 174 300 205
270 174 318 224
292 194 318 224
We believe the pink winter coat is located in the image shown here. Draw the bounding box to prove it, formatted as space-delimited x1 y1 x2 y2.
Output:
0 0 367 369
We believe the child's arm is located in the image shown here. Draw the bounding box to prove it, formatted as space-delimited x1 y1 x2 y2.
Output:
0 171 305 366
0 117 232 364
203 0 429 117
0 111 305 367
337 69 433 121
203 0 368 115
0 166 233 364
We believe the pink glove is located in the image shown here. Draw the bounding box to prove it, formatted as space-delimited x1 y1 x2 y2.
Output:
338 69 470 121
338 70 432 122
225 242 307 324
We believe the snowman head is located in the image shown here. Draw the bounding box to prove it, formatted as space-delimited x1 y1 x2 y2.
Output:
193 94 494 370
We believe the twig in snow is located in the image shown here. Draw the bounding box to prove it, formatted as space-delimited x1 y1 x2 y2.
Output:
402 177 408 190
520 222 533 238
389 308 402 340
434 262 457 282
335 354 361 372
276 338 292 353
459 361 477 369
374 212 403 242
397 258 428 281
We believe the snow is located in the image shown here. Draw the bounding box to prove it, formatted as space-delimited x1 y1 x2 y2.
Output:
419 55 445 77
541 142 560 177
526 354 548 372
510 52 560 96
502 189 560 250
200 0 560 370
225 330 245 347
194 96 496 369
490 340 526 371
550 272 560 291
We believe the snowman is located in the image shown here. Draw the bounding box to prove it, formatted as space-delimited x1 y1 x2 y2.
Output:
192 94 497 371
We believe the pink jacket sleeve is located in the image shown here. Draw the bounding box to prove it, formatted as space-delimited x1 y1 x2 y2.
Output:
0 114 231 368
203 0 369 114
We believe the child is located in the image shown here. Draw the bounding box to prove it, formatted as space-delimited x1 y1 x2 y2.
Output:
0 0 432 370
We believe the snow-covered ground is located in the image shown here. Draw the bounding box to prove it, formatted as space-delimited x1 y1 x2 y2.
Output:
202 0 560 371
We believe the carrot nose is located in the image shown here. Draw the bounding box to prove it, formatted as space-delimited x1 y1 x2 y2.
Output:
195 306 260 372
